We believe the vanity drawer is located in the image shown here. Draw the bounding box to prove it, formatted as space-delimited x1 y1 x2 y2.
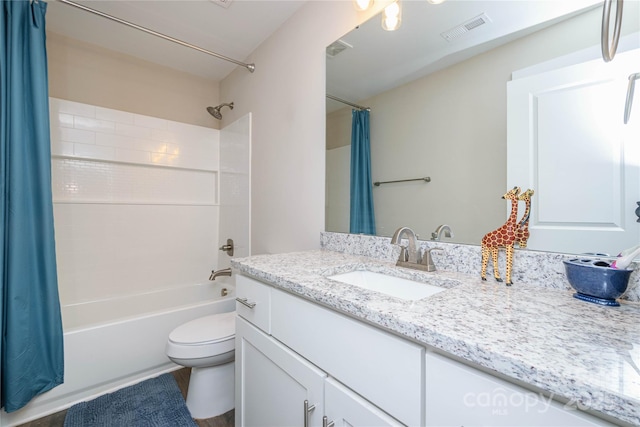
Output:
235 275 271 334
271 288 424 427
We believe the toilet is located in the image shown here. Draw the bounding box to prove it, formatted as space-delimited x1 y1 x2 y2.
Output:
166 311 235 419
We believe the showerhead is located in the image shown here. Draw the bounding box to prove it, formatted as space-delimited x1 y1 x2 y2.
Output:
206 106 222 120
206 102 234 120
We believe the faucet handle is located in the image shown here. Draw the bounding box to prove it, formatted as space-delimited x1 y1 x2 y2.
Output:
421 247 443 271
219 238 234 256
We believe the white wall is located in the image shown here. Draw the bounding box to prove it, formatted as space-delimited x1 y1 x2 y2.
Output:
325 144 350 234
47 32 220 129
220 1 388 255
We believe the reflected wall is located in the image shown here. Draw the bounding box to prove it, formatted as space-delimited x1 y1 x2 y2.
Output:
326 6 630 244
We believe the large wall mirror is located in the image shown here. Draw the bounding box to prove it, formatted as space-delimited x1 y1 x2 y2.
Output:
326 0 640 255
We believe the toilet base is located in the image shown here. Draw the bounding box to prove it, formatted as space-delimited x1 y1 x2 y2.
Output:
186 361 235 419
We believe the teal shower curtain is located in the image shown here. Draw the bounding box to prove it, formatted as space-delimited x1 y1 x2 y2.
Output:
1 0 64 412
349 109 376 235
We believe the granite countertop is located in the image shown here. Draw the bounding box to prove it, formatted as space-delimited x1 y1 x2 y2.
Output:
231 249 640 426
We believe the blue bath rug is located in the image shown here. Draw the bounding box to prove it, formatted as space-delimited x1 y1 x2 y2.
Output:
63 373 197 427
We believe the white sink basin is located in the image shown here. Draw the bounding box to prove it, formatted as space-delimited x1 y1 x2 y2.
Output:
328 270 446 301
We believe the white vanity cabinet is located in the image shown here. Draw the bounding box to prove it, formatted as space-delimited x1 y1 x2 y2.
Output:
235 274 615 427
235 274 410 427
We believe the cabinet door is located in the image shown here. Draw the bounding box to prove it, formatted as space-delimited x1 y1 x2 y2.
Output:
425 352 614 426
271 287 424 426
324 378 405 427
507 48 640 255
236 317 326 427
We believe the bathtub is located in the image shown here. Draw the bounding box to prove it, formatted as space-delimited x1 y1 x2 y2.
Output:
2 279 236 427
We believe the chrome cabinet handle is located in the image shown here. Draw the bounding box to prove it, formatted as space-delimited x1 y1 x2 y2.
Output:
601 0 624 62
624 73 639 124
235 297 256 309
322 416 335 427
303 400 315 427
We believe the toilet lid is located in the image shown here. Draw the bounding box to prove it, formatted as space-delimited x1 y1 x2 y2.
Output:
169 311 235 345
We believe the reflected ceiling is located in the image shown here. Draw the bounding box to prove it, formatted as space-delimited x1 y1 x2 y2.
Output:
326 0 600 113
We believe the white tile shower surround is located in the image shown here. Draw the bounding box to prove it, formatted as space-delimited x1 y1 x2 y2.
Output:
50 99 219 171
52 158 216 204
232 232 640 425
218 114 252 265
53 204 219 304
49 98 222 307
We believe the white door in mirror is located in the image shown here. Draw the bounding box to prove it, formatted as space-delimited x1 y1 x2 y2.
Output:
508 48 640 256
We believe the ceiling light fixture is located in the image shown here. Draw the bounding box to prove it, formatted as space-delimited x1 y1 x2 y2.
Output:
381 0 402 31
354 0 373 11
427 0 446 4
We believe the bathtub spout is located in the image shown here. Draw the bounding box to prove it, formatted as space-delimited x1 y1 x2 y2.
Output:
209 268 232 281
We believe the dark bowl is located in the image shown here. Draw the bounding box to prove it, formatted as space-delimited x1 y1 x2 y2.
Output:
563 259 632 306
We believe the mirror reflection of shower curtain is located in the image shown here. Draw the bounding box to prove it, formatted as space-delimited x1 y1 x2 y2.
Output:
349 110 376 235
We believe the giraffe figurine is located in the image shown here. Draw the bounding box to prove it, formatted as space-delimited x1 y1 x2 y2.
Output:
515 189 534 248
481 186 521 286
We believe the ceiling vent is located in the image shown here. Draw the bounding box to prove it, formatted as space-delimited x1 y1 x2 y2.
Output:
326 39 353 58
440 13 491 42
209 0 233 9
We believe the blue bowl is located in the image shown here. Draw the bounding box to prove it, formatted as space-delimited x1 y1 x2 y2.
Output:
563 259 632 306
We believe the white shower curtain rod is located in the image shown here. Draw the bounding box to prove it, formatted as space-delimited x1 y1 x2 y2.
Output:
57 0 255 73
326 94 370 111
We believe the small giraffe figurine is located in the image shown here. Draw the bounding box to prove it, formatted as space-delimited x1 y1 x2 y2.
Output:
481 186 521 286
516 189 534 248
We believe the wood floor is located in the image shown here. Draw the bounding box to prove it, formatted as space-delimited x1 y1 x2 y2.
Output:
17 368 234 427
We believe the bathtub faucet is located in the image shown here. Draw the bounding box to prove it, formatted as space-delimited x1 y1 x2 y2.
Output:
209 268 232 281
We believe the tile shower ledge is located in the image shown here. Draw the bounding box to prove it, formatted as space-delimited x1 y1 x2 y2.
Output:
231 249 640 426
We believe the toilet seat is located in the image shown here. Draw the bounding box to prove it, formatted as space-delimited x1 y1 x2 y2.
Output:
166 312 235 360
169 311 235 344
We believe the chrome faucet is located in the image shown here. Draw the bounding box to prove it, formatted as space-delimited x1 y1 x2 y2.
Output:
209 267 232 281
391 226 420 264
431 224 453 241
391 226 444 272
